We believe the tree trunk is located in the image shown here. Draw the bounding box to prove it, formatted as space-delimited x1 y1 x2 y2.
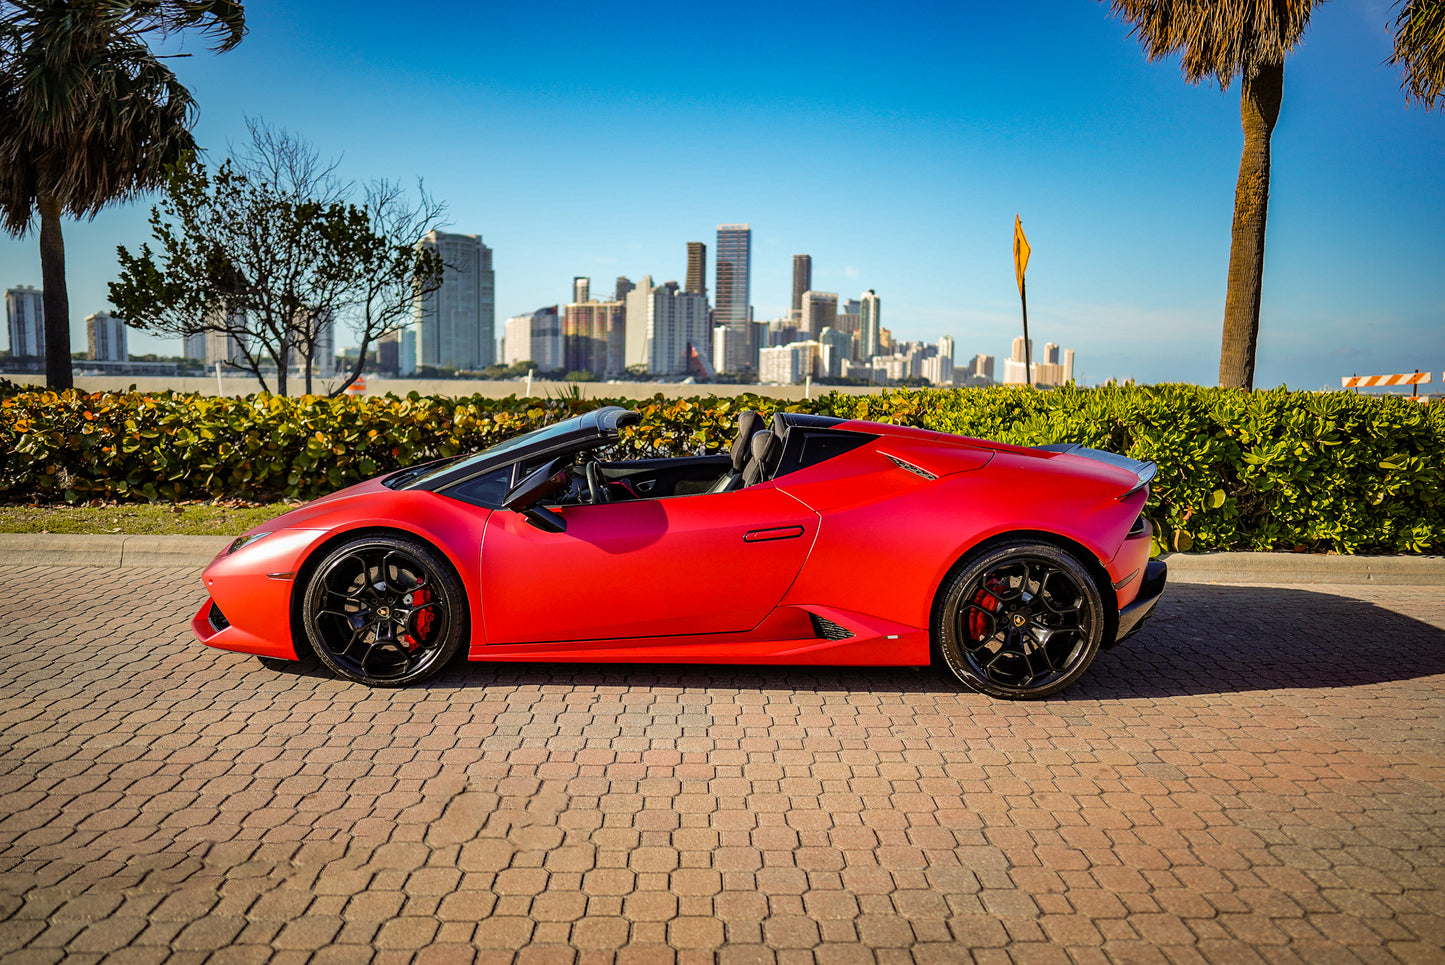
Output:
37 197 74 391
1219 62 1283 391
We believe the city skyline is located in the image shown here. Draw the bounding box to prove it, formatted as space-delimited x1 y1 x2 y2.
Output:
0 1 1440 389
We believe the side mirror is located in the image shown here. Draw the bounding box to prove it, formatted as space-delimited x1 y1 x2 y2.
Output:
502 458 569 533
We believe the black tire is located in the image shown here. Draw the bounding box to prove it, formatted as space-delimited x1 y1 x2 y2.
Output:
302 534 466 687
933 540 1105 700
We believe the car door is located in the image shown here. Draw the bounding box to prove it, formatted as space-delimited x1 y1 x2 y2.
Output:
478 484 819 644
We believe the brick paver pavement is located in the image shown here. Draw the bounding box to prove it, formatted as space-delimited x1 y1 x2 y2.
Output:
1 565 1443 965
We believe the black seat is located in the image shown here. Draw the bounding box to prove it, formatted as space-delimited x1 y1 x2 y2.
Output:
741 429 783 487
706 410 764 493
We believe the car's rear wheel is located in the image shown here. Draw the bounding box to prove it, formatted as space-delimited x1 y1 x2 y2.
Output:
934 540 1105 699
302 535 465 687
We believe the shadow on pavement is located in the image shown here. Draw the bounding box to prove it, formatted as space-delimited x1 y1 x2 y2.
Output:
1073 583 1445 699
258 584 1445 699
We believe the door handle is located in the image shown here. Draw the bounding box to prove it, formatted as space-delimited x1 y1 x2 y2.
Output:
744 526 805 543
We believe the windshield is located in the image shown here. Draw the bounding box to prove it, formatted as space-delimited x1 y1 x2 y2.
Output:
386 415 587 491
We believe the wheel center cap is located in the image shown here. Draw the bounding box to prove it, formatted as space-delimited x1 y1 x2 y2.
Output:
1012 614 1027 627
377 606 391 618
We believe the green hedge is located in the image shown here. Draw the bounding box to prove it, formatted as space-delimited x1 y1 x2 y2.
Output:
2 383 1441 554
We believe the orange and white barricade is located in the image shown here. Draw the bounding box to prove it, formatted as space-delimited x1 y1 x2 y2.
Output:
1342 371 1431 398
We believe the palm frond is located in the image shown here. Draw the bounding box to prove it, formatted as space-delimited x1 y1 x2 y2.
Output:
0 0 243 235
1390 0 1445 109
1106 0 1320 88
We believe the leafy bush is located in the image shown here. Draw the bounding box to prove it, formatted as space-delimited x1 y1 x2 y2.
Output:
2 384 1441 554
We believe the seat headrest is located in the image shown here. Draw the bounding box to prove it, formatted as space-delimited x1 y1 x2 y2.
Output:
750 429 775 463
771 412 788 439
730 410 764 471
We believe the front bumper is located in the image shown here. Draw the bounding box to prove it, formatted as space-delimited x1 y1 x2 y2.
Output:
1109 559 1167 647
193 528 329 661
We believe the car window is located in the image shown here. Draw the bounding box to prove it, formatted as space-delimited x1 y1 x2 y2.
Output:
442 466 514 509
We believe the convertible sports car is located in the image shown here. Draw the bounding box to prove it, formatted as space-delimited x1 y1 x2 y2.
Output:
194 406 1166 699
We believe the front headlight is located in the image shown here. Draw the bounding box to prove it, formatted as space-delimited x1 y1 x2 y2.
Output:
228 532 273 555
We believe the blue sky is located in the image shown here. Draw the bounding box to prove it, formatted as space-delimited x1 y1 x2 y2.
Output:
3 0 1441 388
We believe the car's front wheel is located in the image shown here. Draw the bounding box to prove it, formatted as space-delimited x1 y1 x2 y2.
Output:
934 540 1105 699
302 535 465 686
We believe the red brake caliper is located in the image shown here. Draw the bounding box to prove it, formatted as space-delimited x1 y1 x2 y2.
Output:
968 588 1000 641
405 588 433 650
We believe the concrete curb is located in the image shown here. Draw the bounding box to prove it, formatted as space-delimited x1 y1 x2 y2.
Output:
1158 551 1445 585
0 534 228 569
0 534 1442 585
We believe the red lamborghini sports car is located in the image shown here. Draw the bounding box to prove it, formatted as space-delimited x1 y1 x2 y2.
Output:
194 406 1166 699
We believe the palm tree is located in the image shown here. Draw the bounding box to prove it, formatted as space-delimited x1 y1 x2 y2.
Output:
1390 0 1445 109
0 0 245 390
1106 0 1320 391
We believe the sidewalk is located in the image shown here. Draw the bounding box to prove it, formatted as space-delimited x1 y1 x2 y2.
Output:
0 532 1442 583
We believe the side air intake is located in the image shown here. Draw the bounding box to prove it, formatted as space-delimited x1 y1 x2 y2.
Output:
810 613 855 641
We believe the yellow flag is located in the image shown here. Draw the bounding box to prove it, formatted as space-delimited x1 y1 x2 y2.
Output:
1014 215 1031 296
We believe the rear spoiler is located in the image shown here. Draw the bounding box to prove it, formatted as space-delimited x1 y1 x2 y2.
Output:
1034 443 1157 501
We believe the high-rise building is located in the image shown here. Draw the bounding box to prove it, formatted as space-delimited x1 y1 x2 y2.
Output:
573 277 590 305
685 243 707 299
818 327 851 378
416 231 495 370
1045 342 1059 365
5 286 44 358
922 335 955 386
1004 335 1034 385
714 224 752 372
766 318 802 348
1063 348 1075 383
183 306 249 367
85 311 127 362
713 325 750 379
790 255 812 323
859 290 881 360
966 354 995 382
624 275 654 370
614 277 635 302
293 306 336 376
563 300 624 376
759 340 821 384
504 306 563 371
800 290 837 338
625 280 710 376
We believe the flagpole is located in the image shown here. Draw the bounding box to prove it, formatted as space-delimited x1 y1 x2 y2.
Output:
1020 278 1032 388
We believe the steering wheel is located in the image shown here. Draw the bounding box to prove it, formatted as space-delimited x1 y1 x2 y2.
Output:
584 458 610 504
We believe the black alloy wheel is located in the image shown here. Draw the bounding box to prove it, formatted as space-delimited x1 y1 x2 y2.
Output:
302 535 465 686
934 540 1105 699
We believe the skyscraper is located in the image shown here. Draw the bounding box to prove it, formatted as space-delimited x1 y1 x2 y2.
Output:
5 286 44 358
416 231 495 370
800 291 838 338
791 255 812 323
563 300 624 377
714 224 751 372
625 279 710 376
85 311 127 362
572 276 590 305
614 277 635 301
183 307 248 367
685 243 707 299
504 306 563 371
860 290 881 360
